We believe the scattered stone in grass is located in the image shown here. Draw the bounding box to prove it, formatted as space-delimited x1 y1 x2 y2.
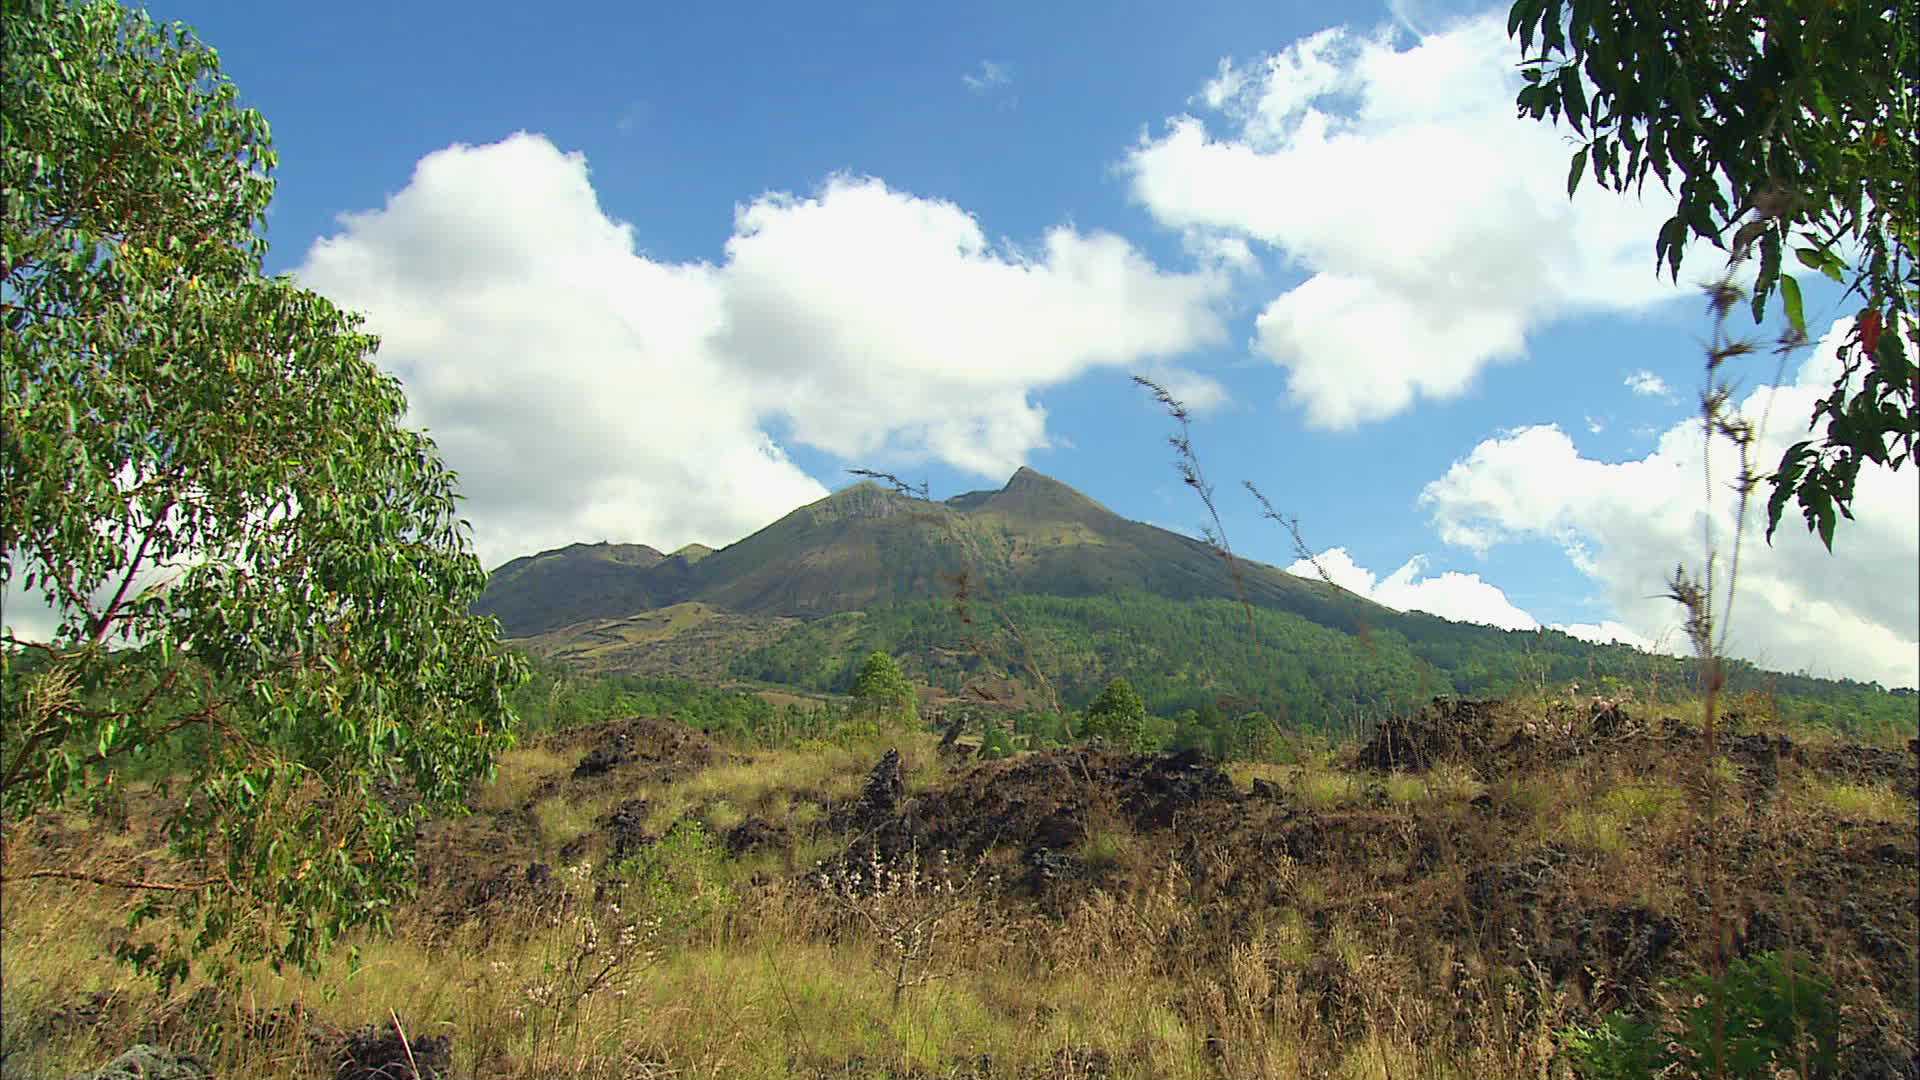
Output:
45 990 120 1038
452 860 561 923
333 1018 451 1080
1561 904 1679 996
572 736 630 779
565 717 718 785
1031 810 1086 850
1735 909 1793 966
1046 1044 1113 1078
1838 1019 1920 1080
1356 697 1497 772
601 798 655 858
1022 846 1080 890
1464 844 1570 915
1587 699 1632 736
855 748 905 824
724 814 790 855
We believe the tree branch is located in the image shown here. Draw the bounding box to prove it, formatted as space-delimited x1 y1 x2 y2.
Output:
5 867 230 894
87 502 170 649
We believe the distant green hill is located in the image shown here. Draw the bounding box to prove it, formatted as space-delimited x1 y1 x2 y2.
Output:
475 469 1915 736
726 591 1915 735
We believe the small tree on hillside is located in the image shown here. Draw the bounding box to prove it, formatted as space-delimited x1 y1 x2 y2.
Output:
1083 677 1150 752
851 650 917 725
1 0 524 984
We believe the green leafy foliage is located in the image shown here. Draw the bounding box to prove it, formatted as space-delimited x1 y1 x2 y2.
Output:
510 655 772 735
505 654 892 749
1082 677 1149 751
850 650 918 725
611 819 738 941
1559 1010 1668 1080
1561 951 1840 1079
1509 0 1918 546
734 593 1434 733
0 0 523 983
731 591 1914 747
1670 951 1841 1078
977 714 1016 759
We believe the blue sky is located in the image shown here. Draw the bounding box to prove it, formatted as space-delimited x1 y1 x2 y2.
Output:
137 0 1916 686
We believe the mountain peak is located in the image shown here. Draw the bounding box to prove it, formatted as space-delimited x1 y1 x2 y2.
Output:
985 466 1112 522
477 461 1360 633
1003 465 1053 489
669 543 715 564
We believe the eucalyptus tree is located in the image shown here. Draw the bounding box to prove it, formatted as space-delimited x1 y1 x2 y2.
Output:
1 0 524 983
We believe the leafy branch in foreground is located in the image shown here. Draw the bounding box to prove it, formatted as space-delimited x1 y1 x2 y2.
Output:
1 0 524 984
1510 0 1918 548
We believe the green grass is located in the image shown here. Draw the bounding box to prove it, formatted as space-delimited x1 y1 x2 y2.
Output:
532 795 597 849
1080 828 1137 874
1598 780 1685 823
1297 769 1360 809
474 745 572 813
1800 778 1915 823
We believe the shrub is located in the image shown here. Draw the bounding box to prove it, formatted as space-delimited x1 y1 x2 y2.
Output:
1560 1010 1667 1080
1082 677 1150 751
1669 951 1839 1079
851 651 918 726
613 819 737 941
978 715 1015 760
1560 950 1840 1079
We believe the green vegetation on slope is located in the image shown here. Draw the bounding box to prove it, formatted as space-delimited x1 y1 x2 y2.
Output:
474 468 1378 636
729 591 1918 740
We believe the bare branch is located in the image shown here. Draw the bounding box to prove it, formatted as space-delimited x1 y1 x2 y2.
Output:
7 867 231 894
1131 375 1257 644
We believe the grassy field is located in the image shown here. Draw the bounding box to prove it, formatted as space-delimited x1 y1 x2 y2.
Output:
4 691 1914 1079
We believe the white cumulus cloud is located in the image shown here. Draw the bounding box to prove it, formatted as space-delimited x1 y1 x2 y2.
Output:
1624 369 1676 399
714 175 1230 476
1125 12 1703 429
1420 320 1920 687
298 134 827 570
1288 546 1542 631
1553 621 1660 651
297 133 1227 569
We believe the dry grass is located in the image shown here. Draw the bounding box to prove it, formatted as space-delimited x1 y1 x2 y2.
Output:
1296 768 1360 809
4 699 1912 1080
473 745 573 813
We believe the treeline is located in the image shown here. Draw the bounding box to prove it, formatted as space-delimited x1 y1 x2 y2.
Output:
731 592 1435 732
727 591 1918 740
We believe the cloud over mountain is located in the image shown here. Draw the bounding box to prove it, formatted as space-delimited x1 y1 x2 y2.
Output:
297 134 1226 568
1287 547 1541 630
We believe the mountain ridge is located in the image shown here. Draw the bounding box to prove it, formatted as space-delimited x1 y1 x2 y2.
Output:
476 467 1378 638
